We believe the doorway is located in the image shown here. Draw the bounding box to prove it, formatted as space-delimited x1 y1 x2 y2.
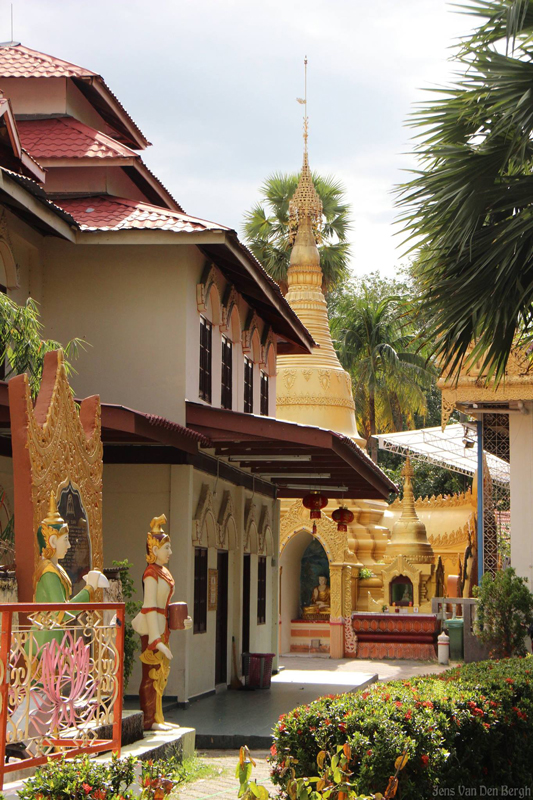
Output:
215 551 229 686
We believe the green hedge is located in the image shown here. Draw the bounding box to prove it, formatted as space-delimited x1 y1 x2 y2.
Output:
270 657 533 798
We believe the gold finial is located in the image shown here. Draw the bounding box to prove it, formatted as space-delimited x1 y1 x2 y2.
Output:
401 457 414 481
289 56 322 245
150 514 167 534
43 491 64 527
146 514 170 564
400 456 418 520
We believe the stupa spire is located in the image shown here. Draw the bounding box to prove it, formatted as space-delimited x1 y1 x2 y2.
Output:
289 58 322 247
275 60 364 445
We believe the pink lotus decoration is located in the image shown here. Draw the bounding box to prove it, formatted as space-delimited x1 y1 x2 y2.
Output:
39 631 98 731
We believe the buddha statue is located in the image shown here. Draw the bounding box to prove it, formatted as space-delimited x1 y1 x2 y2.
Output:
302 575 331 618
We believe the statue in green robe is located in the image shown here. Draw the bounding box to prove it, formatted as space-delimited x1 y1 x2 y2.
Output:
31 492 103 649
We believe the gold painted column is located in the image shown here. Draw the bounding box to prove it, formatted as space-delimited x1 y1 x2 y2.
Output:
343 565 357 657
329 563 344 658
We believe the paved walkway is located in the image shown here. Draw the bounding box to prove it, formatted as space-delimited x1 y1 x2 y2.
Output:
166 654 452 749
173 656 453 797
176 750 273 800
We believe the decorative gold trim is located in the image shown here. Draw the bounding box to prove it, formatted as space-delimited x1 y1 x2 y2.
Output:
280 499 347 563
390 488 475 509
438 346 533 428
277 394 355 409
23 352 103 584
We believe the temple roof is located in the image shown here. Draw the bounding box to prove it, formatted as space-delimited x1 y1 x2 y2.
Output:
0 43 93 78
17 117 137 159
0 96 45 181
58 195 226 233
0 43 149 149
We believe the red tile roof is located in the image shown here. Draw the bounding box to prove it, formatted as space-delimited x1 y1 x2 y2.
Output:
0 43 94 78
58 195 229 233
0 44 149 149
17 117 137 160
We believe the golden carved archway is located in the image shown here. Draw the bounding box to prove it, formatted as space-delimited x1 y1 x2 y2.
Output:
9 350 103 602
280 499 346 563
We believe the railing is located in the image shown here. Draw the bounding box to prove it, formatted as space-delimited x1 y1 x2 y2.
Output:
431 597 490 663
0 602 125 789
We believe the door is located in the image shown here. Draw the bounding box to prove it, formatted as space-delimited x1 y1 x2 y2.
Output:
242 553 251 656
215 550 229 686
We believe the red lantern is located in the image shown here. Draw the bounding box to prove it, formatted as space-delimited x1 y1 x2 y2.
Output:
302 492 328 520
332 506 354 532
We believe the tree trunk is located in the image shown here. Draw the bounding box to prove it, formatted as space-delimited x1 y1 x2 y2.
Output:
369 392 378 463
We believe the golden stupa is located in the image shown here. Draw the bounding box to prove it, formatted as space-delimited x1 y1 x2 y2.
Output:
385 457 434 562
275 117 364 445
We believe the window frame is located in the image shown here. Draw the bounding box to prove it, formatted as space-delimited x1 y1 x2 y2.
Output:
244 356 254 414
199 316 212 403
257 555 267 625
260 370 269 416
221 335 233 410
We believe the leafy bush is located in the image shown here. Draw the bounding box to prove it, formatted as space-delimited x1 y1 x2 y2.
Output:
17 754 137 800
16 751 197 800
270 657 533 798
111 558 142 691
474 567 533 658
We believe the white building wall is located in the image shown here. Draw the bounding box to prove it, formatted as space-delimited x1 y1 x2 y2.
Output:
509 405 533 588
40 240 200 425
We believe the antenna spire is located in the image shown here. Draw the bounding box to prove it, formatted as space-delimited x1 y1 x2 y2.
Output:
290 56 322 245
296 56 308 153
10 4 13 43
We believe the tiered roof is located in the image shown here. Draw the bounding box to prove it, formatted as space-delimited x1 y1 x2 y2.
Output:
17 118 137 160
0 43 149 149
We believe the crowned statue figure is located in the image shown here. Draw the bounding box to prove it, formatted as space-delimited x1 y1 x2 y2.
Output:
32 491 106 646
132 515 192 731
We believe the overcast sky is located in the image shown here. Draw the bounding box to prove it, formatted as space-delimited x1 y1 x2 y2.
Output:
5 1 480 278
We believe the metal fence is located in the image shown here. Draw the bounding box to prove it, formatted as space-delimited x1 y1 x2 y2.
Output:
0 602 125 788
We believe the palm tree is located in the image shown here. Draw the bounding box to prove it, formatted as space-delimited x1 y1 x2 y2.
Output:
243 172 351 293
397 0 533 382
330 284 433 461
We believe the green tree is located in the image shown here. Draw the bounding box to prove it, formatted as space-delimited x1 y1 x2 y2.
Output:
474 567 533 657
397 0 533 382
0 293 84 396
330 280 433 461
243 172 351 292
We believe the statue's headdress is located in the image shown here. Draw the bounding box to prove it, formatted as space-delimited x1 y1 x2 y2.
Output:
37 491 68 559
146 514 170 564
